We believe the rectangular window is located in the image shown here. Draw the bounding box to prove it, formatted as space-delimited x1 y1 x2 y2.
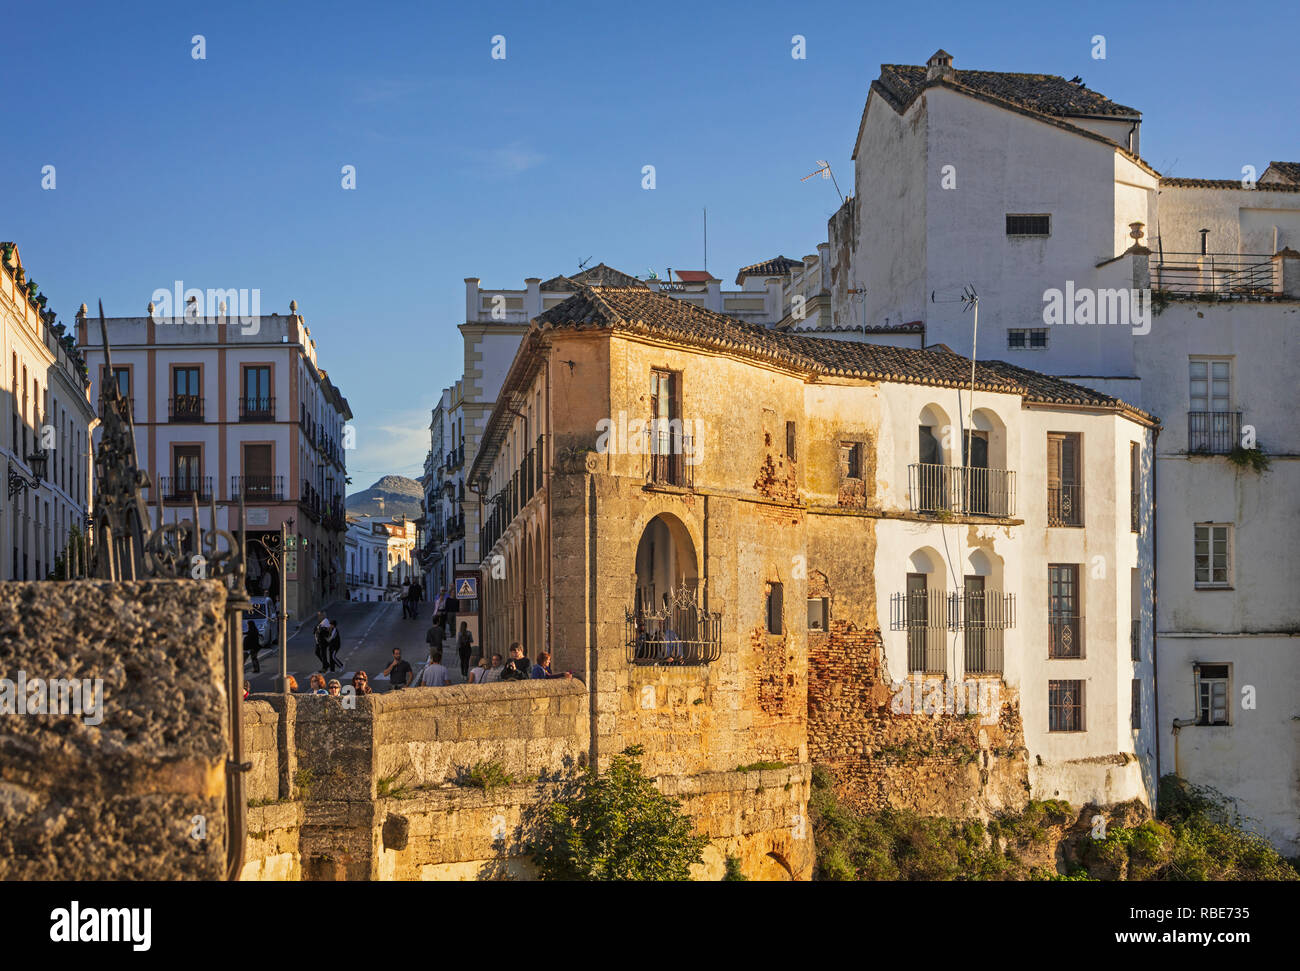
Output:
1130 442 1141 533
1048 680 1085 732
649 369 686 486
242 366 272 418
1048 564 1082 658
1047 432 1083 526
1006 214 1051 236
1194 523 1231 587
171 366 202 421
786 420 797 462
807 597 828 632
1131 679 1142 730
1196 664 1230 726
172 445 202 498
1007 328 1048 349
766 582 784 635
1189 358 1231 413
841 442 862 479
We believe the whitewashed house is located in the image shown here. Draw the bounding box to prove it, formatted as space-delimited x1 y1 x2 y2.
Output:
830 48 1300 851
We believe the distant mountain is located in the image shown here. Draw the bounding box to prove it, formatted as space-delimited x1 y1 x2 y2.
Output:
346 475 423 519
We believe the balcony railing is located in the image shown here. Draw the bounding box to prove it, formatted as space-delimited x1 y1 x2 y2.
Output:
1188 411 1241 455
890 590 1015 675
1047 482 1083 526
232 475 284 502
908 463 1016 517
648 430 694 489
1152 252 1279 298
169 395 204 422
239 396 275 421
1048 615 1083 659
158 475 212 501
625 587 722 666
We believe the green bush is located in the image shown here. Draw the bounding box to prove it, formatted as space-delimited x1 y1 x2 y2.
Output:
529 747 708 880
457 760 515 793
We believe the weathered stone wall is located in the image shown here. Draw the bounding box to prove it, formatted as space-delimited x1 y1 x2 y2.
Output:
0 580 230 880
239 679 810 880
808 621 1031 819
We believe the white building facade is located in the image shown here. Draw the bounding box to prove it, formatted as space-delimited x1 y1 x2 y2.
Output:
830 48 1300 851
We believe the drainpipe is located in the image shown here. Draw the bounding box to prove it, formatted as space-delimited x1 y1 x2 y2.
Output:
1170 718 1197 778
1150 423 1161 806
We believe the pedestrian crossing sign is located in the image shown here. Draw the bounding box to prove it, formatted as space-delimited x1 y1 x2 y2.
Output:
456 577 477 599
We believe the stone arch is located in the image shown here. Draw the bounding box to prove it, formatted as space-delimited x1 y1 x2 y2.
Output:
633 511 700 615
759 850 795 881
918 402 955 465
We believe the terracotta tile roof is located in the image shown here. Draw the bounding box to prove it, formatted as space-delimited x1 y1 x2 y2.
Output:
876 63 1140 119
539 263 646 291
1160 176 1300 193
734 255 805 285
533 285 1154 421
673 270 714 283
1263 161 1300 184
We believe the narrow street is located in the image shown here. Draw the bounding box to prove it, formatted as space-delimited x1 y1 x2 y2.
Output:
244 599 476 693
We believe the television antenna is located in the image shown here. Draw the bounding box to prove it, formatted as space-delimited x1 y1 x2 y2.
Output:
801 159 844 204
577 257 593 272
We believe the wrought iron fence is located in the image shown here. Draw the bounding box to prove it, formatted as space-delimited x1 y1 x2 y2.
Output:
625 586 722 666
231 475 283 501
168 395 204 422
1187 411 1241 455
1047 482 1083 526
1152 253 1278 297
889 589 1015 675
908 463 1016 517
238 396 275 420
1048 615 1083 658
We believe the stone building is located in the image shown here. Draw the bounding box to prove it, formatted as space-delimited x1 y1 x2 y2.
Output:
468 284 1156 814
828 48 1300 852
78 303 351 622
0 242 96 581
346 515 418 602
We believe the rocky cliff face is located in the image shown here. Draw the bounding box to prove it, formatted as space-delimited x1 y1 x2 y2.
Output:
346 475 422 518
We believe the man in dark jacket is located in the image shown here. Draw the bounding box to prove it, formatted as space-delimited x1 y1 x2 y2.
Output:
500 642 530 681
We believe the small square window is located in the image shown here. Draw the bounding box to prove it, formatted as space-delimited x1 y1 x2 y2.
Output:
1028 329 1048 348
807 597 828 631
1007 329 1027 349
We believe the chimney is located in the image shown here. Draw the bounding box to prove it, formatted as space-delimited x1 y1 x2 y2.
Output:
926 49 955 82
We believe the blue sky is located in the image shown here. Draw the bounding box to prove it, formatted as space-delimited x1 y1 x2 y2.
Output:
4 0 1296 487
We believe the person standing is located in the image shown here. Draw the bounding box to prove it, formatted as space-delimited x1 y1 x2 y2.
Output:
432 585 448 631
405 579 421 620
456 622 474 679
382 648 413 691
243 621 262 674
443 585 460 637
326 619 343 672
480 653 505 684
313 613 332 672
501 643 530 681
418 650 451 687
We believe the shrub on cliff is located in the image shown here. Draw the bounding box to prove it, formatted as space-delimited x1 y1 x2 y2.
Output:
529 746 708 880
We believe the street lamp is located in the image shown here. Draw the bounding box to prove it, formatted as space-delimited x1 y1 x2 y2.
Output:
8 449 49 499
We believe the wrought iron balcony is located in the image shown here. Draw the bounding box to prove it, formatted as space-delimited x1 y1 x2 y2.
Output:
1152 252 1279 298
168 395 204 422
647 430 695 488
908 463 1016 517
239 396 275 421
1047 482 1083 526
889 589 1015 676
1188 411 1241 455
232 474 284 501
625 587 722 666
158 475 212 501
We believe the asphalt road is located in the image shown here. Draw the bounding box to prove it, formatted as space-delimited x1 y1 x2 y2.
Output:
244 599 474 693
